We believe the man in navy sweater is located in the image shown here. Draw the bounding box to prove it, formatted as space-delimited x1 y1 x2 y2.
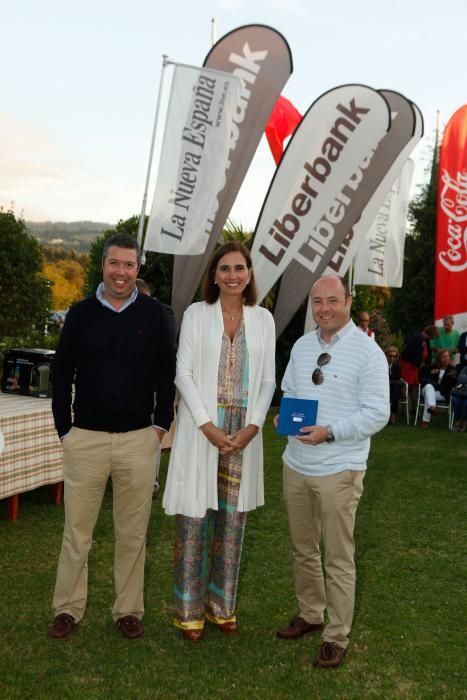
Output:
48 234 176 641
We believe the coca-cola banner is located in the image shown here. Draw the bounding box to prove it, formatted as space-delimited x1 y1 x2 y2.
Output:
353 158 415 287
252 85 391 305
271 91 419 338
435 104 467 332
171 24 293 330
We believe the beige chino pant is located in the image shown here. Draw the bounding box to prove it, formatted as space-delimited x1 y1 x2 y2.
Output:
283 463 365 648
52 426 158 622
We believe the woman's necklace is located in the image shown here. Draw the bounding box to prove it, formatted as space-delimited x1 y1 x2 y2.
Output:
221 306 242 321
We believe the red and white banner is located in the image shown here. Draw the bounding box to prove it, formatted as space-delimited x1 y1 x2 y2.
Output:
265 95 302 164
170 24 293 330
144 64 242 255
251 85 391 305
435 104 467 332
353 158 415 287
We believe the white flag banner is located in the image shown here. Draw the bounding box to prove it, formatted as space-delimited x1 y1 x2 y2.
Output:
144 64 242 255
353 158 415 287
251 85 391 303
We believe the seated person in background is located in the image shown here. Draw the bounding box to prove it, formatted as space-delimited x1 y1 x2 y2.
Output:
430 315 460 362
357 311 375 341
457 331 467 370
400 325 439 415
385 346 401 425
419 349 457 428
451 366 467 432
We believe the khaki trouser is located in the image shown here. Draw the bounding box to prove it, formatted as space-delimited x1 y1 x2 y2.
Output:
52 426 158 622
283 463 365 648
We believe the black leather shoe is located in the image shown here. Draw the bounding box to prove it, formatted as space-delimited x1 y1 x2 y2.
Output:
276 616 324 640
313 641 347 668
116 615 144 639
48 613 76 640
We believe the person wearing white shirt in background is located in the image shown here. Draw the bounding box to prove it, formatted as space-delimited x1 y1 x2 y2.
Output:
275 274 389 669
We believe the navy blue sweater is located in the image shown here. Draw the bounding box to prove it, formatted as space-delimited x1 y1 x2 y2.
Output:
52 293 176 437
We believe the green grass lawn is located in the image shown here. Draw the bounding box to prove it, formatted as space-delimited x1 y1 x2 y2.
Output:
1 414 466 699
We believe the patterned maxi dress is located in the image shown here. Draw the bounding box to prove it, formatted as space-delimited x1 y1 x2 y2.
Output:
174 321 248 628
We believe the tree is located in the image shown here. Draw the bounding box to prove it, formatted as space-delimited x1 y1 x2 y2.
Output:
0 210 51 338
42 259 86 310
385 140 439 339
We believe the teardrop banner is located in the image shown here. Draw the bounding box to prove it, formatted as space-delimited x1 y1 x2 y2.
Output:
251 84 391 309
170 24 293 330
270 90 420 338
353 157 415 287
322 98 423 280
435 104 467 331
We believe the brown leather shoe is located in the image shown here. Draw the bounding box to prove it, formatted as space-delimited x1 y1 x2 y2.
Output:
217 620 238 635
313 641 346 668
116 615 144 639
182 628 204 642
48 613 76 640
276 616 324 640
420 421 430 428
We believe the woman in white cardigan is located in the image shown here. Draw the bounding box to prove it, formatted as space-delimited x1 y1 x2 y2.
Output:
162 242 276 641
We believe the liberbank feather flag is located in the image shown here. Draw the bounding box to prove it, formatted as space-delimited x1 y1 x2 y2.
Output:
353 158 415 287
251 84 391 307
144 64 242 255
270 91 420 338
170 24 293 329
435 104 467 331
322 99 423 280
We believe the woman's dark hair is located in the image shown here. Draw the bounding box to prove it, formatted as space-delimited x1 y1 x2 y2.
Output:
423 324 439 341
201 242 258 306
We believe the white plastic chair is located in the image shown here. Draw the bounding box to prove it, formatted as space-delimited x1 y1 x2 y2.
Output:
414 384 453 428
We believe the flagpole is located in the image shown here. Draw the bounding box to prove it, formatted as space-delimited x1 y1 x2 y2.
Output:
137 54 171 253
211 17 216 46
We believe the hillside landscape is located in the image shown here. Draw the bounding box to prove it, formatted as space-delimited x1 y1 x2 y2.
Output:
27 221 112 252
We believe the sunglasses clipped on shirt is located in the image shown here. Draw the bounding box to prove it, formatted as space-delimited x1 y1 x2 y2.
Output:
312 352 331 385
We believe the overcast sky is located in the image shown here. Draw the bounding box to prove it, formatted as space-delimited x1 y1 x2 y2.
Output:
1 0 465 227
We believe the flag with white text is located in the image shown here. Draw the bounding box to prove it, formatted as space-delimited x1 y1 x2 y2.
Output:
270 91 421 338
251 84 391 309
170 24 293 329
435 104 467 332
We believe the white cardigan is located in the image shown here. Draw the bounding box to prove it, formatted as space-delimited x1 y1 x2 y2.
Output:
162 300 276 517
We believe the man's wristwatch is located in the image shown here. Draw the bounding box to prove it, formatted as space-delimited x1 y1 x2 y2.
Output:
326 425 335 443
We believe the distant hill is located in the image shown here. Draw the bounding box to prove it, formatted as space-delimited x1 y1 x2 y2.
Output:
27 221 113 252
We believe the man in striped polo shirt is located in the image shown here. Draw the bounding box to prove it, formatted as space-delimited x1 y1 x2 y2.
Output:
276 274 389 668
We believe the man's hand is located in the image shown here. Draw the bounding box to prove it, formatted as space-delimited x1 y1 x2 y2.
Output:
295 425 328 445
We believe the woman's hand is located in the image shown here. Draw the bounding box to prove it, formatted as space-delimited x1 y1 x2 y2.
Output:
229 424 259 451
200 422 236 453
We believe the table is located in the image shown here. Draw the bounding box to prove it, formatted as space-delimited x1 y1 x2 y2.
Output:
0 393 63 520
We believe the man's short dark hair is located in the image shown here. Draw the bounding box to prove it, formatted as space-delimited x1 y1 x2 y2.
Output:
102 234 141 266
